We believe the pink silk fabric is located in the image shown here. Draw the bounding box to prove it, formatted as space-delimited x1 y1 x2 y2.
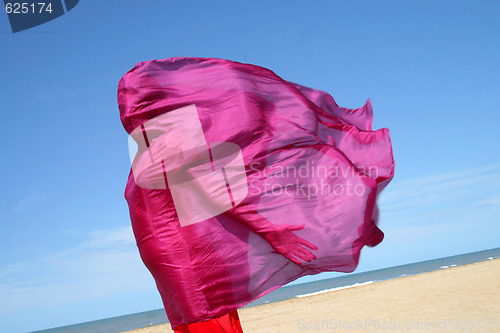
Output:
118 57 395 328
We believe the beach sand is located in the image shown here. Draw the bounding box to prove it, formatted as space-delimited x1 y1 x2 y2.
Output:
123 258 500 333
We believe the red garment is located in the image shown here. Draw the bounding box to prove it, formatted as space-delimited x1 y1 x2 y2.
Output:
119 57 394 327
173 310 243 333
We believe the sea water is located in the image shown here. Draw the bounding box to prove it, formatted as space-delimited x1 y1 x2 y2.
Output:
31 247 500 333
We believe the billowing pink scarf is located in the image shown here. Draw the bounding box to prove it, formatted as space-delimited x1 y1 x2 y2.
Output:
118 57 394 327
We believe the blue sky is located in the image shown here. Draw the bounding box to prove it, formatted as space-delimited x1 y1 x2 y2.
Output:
1 1 499 332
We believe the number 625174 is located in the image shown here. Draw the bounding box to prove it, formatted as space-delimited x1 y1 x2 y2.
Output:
5 2 54 14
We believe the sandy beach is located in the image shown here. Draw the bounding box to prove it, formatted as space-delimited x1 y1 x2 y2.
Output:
124 259 500 333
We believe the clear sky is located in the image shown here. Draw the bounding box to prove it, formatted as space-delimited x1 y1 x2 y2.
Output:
1 1 499 332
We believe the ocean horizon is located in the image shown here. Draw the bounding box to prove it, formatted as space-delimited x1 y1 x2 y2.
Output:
31 247 500 333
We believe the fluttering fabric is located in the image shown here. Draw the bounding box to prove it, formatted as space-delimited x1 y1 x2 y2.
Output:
118 57 395 328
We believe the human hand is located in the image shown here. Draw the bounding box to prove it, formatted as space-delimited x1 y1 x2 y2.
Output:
261 224 318 265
